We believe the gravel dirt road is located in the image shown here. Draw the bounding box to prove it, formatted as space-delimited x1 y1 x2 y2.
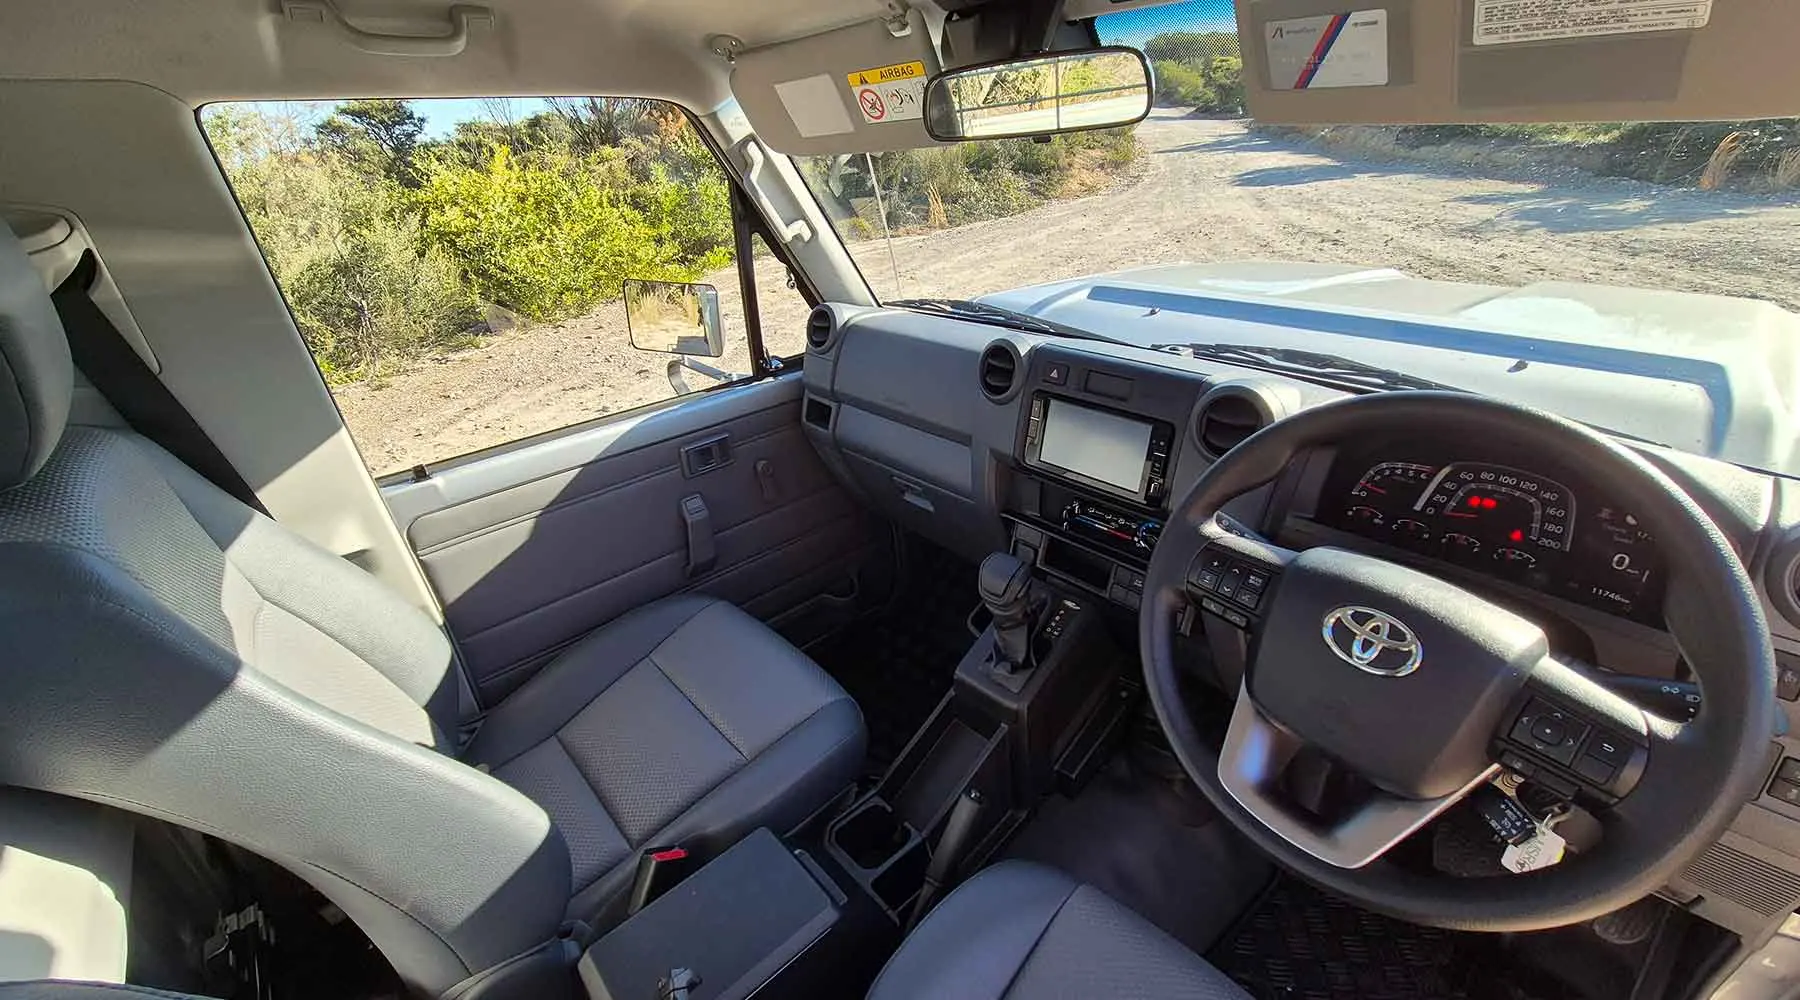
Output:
335 110 1800 474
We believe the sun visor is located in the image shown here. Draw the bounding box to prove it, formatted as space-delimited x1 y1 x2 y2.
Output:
731 13 947 155
1240 0 1800 125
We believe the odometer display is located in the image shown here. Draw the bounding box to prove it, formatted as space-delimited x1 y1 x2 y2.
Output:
1322 454 1661 624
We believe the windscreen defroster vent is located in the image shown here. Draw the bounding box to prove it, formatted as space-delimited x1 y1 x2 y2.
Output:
979 342 1021 402
1193 385 1273 460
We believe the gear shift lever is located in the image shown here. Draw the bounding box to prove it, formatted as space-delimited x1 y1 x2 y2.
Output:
978 552 1035 673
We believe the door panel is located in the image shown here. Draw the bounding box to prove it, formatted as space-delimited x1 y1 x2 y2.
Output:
384 375 881 703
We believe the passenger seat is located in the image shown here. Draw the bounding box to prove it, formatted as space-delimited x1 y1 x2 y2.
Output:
0 226 864 997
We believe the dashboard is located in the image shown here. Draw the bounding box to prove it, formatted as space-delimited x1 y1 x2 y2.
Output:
1315 450 1663 624
801 305 1800 945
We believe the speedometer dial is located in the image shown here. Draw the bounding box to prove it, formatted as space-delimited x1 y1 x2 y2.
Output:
1418 463 1575 557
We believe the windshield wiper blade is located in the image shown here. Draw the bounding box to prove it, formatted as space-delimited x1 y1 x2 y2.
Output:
1153 342 1461 393
888 298 1084 338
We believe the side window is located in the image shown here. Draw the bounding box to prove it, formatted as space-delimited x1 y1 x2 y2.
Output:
202 97 803 477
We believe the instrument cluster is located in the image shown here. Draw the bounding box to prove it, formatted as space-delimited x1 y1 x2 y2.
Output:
1321 456 1662 623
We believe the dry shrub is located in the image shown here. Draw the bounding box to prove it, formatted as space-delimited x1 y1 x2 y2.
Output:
1699 131 1749 190
1772 149 1800 190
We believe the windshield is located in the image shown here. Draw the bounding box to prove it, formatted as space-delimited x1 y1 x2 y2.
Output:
796 6 1798 314
792 2 1800 474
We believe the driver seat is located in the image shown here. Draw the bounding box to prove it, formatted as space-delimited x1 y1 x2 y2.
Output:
0 227 865 996
869 862 1250 1000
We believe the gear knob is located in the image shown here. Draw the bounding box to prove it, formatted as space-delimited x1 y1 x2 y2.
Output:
978 552 1032 616
979 552 1035 672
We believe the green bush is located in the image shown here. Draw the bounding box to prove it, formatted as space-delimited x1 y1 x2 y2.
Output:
1152 55 1243 112
209 96 1143 384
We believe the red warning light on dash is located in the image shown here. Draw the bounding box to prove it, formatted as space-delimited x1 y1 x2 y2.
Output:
1466 496 1498 510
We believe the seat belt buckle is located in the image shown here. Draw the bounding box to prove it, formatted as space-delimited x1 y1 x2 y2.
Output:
680 495 716 578
626 845 695 916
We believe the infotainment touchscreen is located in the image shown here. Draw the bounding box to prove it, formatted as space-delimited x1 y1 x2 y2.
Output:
1038 398 1155 493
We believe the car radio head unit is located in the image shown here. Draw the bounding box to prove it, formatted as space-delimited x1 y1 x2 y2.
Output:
1023 393 1174 508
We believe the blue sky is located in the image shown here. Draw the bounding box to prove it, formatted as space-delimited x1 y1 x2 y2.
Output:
239 0 1240 133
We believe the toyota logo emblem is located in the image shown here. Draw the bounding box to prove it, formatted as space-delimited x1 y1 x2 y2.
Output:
1321 606 1422 677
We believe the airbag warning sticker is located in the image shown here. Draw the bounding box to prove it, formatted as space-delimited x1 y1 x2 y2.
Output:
847 61 928 124
1473 0 1711 46
1265 9 1389 90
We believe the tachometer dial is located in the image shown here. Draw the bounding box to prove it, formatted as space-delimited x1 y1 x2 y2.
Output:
1353 462 1437 504
1345 463 1438 541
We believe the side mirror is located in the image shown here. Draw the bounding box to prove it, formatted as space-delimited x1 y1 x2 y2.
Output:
924 46 1153 142
624 279 724 358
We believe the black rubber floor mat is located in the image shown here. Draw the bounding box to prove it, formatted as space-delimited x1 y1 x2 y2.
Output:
1004 756 1273 955
1210 878 1580 1000
805 539 978 773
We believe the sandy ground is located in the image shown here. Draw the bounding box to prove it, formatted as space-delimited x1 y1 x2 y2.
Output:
334 110 1800 474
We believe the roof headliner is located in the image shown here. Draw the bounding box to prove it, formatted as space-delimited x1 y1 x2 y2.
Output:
1 0 898 111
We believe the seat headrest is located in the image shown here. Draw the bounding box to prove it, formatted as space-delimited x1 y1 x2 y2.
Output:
0 224 73 489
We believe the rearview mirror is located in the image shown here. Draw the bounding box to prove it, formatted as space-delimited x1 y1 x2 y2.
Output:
624 279 724 358
924 47 1152 142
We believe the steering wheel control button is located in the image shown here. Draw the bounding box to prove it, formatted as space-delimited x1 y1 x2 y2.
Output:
1217 565 1244 599
1574 754 1617 785
1510 700 1587 766
1198 596 1250 629
1530 718 1568 746
1584 732 1632 768
1778 757 1800 783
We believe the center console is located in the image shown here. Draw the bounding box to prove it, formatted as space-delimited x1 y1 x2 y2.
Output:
815 549 1128 933
1004 346 1206 613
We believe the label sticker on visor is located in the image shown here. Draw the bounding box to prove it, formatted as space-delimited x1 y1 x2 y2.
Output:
847 60 928 124
1265 9 1389 90
1473 0 1711 46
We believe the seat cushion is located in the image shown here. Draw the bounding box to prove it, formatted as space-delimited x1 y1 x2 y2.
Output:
466 594 864 924
868 862 1249 1000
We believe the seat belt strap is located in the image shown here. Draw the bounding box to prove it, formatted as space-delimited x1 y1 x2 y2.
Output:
50 251 269 514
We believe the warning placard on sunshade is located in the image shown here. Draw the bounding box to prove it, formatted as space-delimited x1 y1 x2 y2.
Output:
1265 9 1389 90
847 60 928 124
1474 0 1711 45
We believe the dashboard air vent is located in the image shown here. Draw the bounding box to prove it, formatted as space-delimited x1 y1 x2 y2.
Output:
979 343 1020 401
1765 533 1800 630
1194 388 1270 459
806 306 835 353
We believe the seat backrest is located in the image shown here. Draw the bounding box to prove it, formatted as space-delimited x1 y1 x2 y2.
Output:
0 228 571 996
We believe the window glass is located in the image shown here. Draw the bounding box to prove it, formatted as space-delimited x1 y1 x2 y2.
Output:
203 97 799 476
791 0 1798 323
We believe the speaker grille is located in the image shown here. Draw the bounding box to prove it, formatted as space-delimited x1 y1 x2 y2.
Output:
1681 842 1800 916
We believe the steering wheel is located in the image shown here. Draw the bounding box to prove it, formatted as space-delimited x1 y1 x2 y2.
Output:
1139 391 1776 931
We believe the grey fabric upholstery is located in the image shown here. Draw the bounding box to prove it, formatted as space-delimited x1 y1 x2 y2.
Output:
468 595 865 923
868 862 1251 1000
0 227 864 997
0 226 71 489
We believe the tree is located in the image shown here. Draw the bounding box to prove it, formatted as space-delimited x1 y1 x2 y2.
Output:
316 99 427 185
1141 31 1240 64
